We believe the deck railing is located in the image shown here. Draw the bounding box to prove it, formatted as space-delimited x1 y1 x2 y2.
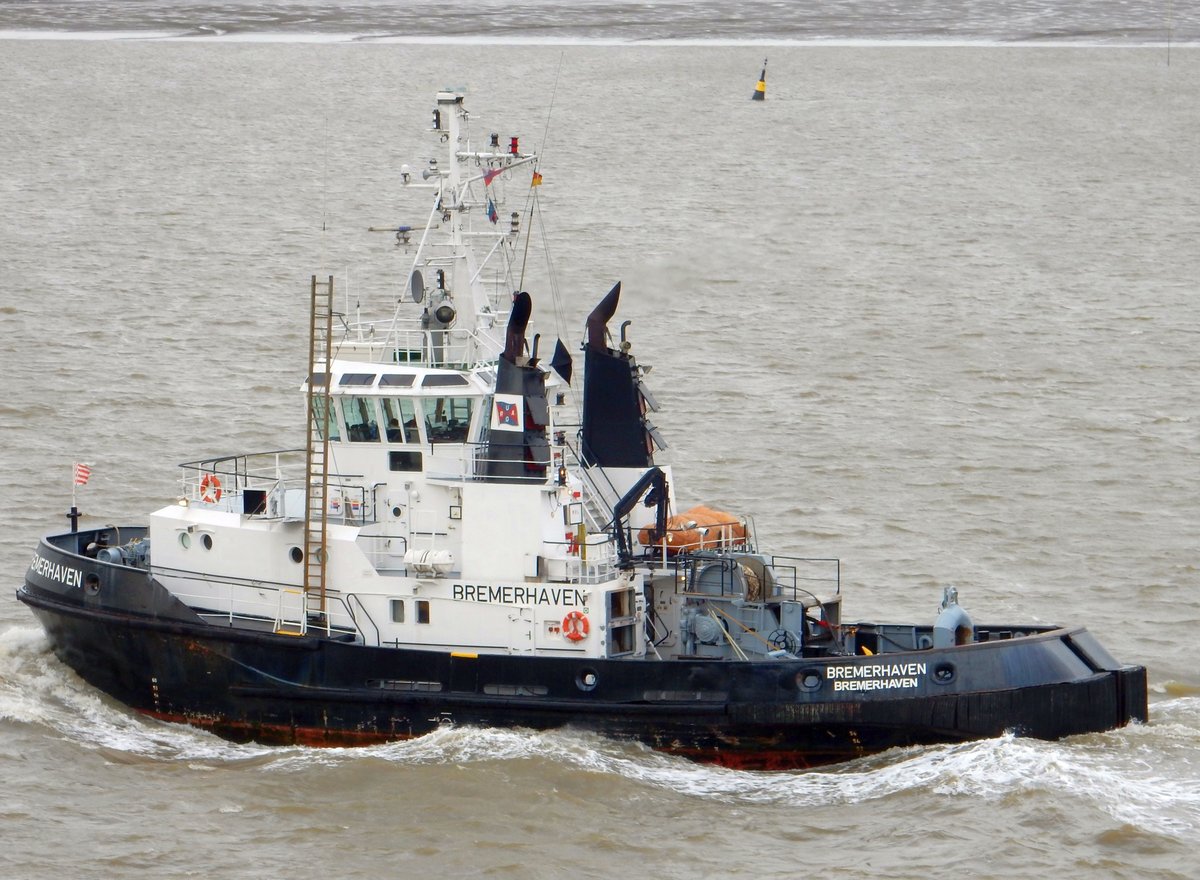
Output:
178 449 376 524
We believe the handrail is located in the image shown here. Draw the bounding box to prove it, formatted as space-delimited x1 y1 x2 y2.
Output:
342 323 505 370
563 438 623 514
180 448 306 472
769 555 842 598
664 552 841 604
346 593 382 647
178 450 377 523
172 576 358 638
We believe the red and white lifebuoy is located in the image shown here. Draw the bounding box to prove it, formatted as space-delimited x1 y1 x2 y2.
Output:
562 610 590 642
199 473 222 503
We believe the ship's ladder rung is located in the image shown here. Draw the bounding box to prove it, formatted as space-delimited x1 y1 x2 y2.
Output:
303 275 335 606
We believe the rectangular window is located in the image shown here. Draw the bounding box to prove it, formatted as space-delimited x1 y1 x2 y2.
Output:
379 374 416 387
339 373 377 386
341 396 381 442
389 451 423 472
390 599 405 623
423 396 474 443
416 600 431 624
382 397 419 443
312 396 341 441
422 374 471 387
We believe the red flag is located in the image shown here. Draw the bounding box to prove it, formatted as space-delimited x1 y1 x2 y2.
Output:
483 168 502 185
73 462 92 486
531 171 543 187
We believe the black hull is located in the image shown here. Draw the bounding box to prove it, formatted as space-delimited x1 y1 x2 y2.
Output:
19 535 1148 770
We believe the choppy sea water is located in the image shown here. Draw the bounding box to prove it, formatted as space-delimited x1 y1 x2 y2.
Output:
2 8 1199 878
0 0 1198 44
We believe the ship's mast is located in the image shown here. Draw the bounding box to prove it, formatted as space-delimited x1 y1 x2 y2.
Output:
439 90 491 346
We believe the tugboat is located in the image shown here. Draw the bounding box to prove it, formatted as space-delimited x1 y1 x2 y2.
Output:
18 91 1146 770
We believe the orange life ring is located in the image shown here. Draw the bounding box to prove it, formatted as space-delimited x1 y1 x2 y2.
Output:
200 473 222 503
562 610 590 642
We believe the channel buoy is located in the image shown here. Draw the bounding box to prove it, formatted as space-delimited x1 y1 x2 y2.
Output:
752 58 767 101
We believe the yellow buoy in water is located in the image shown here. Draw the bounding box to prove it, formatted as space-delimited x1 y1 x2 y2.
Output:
752 58 767 101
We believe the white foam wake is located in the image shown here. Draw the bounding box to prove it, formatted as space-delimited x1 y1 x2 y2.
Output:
5 623 1197 837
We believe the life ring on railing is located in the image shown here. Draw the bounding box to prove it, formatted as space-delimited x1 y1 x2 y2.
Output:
199 473 222 503
562 610 590 642
565 530 579 556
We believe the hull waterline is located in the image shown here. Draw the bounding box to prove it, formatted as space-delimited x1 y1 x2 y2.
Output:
19 535 1147 770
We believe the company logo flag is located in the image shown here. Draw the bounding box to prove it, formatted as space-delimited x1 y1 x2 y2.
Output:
483 168 502 185
491 394 524 433
73 462 92 486
486 197 498 224
531 171 543 187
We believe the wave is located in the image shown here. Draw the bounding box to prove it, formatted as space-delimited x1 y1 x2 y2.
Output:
0 625 280 763
6 621 1198 838
1 30 1194 47
0 0 1195 47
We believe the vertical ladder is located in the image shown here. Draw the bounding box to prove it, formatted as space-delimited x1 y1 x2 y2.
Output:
302 275 335 630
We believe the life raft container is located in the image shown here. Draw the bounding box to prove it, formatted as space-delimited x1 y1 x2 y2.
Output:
638 504 746 554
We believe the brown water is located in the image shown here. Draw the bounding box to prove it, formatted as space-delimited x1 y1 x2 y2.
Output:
2 40 1198 879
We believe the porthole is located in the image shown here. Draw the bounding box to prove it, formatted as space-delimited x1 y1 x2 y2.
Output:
289 546 304 563
933 662 956 685
201 533 213 550
575 668 599 692
84 573 101 596
797 669 823 691
179 532 191 549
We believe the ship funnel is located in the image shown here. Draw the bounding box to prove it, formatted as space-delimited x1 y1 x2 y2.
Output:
503 291 532 363
580 282 661 469
586 282 621 352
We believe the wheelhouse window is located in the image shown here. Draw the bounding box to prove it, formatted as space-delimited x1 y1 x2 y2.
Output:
380 374 416 388
342 396 380 442
423 396 474 443
422 374 471 388
312 396 341 441
382 397 419 443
